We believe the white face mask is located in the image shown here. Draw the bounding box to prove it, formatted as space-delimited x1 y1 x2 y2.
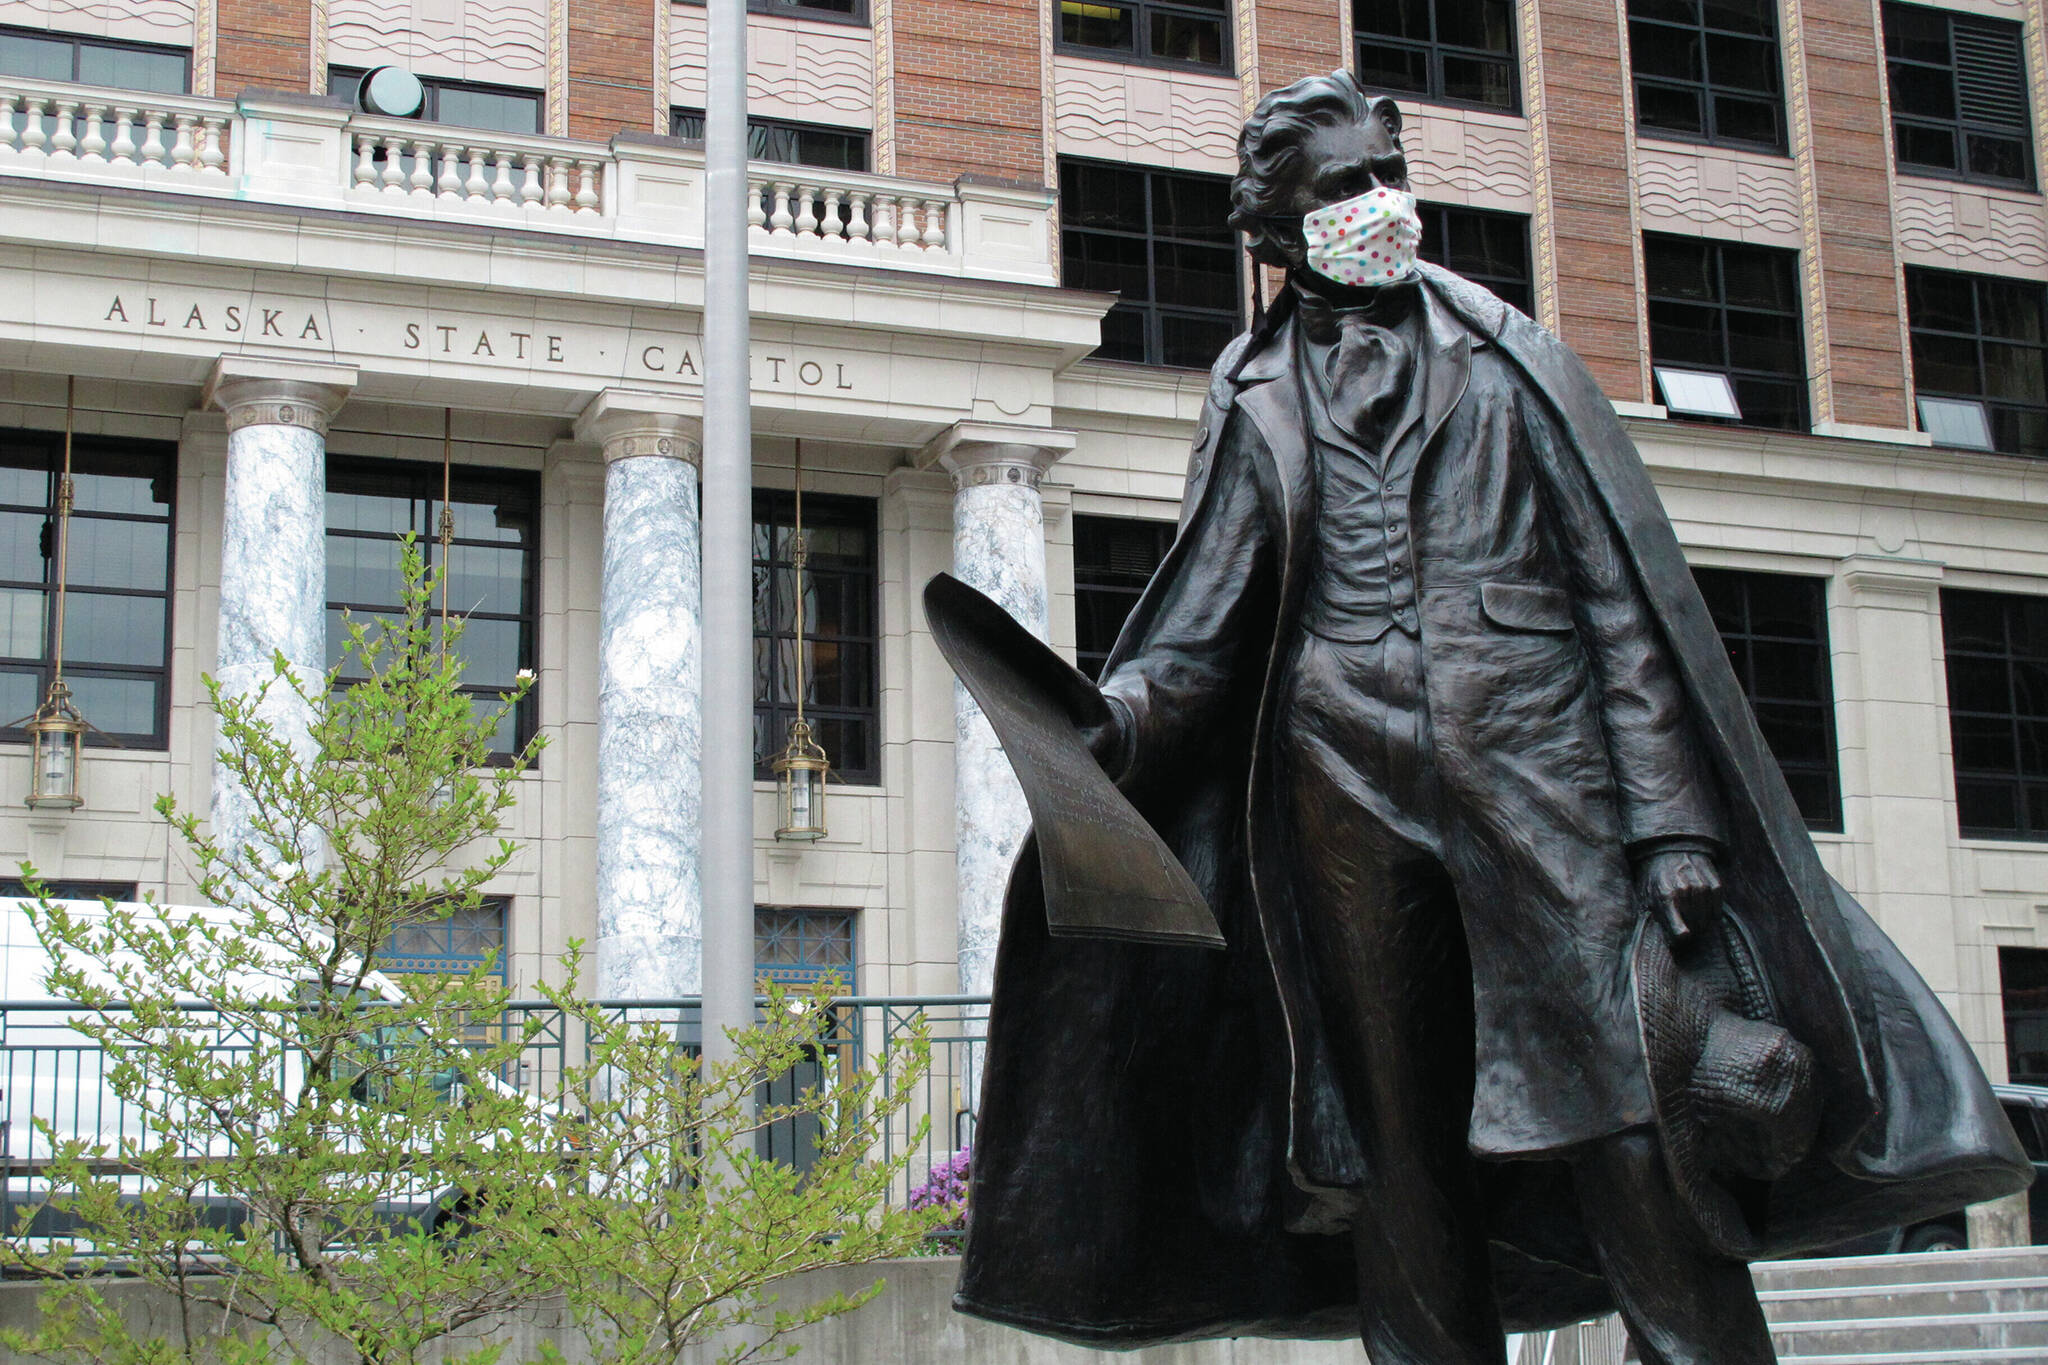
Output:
1302 186 1422 288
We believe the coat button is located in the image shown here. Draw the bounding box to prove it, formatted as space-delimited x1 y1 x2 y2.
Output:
1193 419 1210 446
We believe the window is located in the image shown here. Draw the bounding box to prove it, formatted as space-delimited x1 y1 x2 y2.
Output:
754 907 856 987
2002 947 2048 1086
1057 0 1230 71
1906 267 2047 457
1074 516 1173 680
1060 159 1241 368
0 430 174 750
1354 0 1518 113
325 457 539 759
669 110 870 172
1418 203 1533 315
1645 233 1808 430
1692 568 1841 830
753 491 879 785
0 25 188 94
1627 0 1786 150
378 898 508 978
1883 2 2032 187
0 879 137 901
1942 588 2048 840
327 66 542 136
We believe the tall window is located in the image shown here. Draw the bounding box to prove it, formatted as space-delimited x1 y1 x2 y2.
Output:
1627 0 1786 150
669 110 870 171
377 898 509 979
2002 947 2048 1084
1419 203 1533 315
325 458 539 758
327 66 542 135
1354 0 1518 113
1942 588 2048 840
0 26 188 94
1057 0 1231 71
753 491 879 785
1906 266 2047 457
1883 2 2033 187
1692 568 1841 830
0 430 174 749
1645 233 1808 430
1074 516 1174 680
1060 159 1240 369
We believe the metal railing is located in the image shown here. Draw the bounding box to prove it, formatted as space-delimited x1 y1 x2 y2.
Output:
0 996 985 1211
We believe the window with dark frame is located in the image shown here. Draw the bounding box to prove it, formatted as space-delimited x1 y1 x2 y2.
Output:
2001 946 2048 1085
1059 158 1242 369
1354 0 1518 113
1942 588 2048 841
377 897 509 979
325 457 539 760
1627 0 1787 151
0 429 175 751
1057 0 1231 72
0 879 139 901
0 25 189 94
741 0 866 21
1906 266 2047 457
753 490 879 786
669 109 871 172
1692 568 1842 831
1883 2 2033 188
1644 233 1809 431
754 906 856 987
1074 516 1175 681
1418 202 1533 315
327 65 542 135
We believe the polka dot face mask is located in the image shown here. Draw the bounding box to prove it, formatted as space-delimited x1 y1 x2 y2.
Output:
1301 186 1422 288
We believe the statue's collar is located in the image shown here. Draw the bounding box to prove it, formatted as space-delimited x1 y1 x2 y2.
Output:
1233 273 1465 391
1291 276 1422 344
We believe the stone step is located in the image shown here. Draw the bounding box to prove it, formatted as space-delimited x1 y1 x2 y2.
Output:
1761 1278 2048 1321
1755 1248 2048 1293
1770 1309 2048 1355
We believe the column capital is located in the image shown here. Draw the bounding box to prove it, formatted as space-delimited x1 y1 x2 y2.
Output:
919 421 1076 492
202 356 357 436
1835 554 1945 604
573 390 704 464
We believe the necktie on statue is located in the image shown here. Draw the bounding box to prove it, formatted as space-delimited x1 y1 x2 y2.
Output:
1324 313 1414 452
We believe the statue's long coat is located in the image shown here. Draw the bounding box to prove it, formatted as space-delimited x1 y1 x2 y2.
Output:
952 265 2031 1344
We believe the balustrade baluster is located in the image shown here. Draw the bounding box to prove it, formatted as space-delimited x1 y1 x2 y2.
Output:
821 188 846 239
795 184 820 236
78 105 106 161
20 98 47 156
923 199 948 249
518 154 543 205
0 96 17 155
109 110 135 163
896 196 920 246
769 182 794 235
140 111 166 166
199 118 226 174
491 152 516 205
352 133 378 188
747 177 768 232
573 160 599 212
870 194 894 245
437 144 463 198
407 139 433 196
465 146 490 200
380 135 406 193
169 114 196 171
47 101 77 161
545 157 572 209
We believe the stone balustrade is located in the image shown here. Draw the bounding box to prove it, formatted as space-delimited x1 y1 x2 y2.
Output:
0 77 1058 285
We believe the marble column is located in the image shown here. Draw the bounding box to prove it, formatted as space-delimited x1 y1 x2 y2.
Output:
924 423 1075 995
575 392 706 1000
201 357 355 876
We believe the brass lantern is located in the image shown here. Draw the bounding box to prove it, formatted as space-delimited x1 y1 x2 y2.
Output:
772 440 830 841
25 680 84 811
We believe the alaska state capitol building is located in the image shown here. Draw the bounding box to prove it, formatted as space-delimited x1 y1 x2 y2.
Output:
1 0 2047 1120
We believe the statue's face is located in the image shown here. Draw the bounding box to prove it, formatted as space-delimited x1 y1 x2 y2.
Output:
1270 115 1410 249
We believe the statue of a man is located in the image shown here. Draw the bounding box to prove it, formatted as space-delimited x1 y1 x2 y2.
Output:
950 71 2029 1365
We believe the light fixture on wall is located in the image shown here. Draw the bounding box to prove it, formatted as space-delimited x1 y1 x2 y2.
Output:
773 440 829 842
22 378 86 810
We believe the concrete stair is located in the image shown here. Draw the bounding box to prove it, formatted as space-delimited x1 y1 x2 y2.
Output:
1753 1247 2048 1363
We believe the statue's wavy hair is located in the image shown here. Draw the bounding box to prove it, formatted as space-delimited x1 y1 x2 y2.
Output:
1230 71 1403 269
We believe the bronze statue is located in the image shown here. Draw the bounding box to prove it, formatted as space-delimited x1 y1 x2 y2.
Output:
936 71 2031 1365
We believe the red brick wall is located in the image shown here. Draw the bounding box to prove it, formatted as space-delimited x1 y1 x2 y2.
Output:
890 0 1045 182
1257 0 1345 94
568 0 658 140
217 0 314 94
1802 0 1912 428
1537 0 1647 402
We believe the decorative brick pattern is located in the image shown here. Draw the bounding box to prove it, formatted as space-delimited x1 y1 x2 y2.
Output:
567 0 657 139
1256 0 1343 95
217 0 315 93
891 0 1044 183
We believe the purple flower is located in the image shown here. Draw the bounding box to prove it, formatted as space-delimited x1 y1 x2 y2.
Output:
908 1148 972 1234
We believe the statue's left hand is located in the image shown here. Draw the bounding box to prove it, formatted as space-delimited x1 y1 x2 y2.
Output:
1637 848 1722 945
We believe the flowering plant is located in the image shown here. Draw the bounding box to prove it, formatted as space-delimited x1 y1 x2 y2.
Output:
907 1147 971 1237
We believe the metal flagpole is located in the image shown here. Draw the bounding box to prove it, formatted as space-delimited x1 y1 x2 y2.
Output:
700 0 754 1074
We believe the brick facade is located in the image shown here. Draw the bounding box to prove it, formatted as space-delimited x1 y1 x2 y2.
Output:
216 0 315 95
1536 0 1649 402
568 0 659 140
1257 0 1346 93
890 0 1045 184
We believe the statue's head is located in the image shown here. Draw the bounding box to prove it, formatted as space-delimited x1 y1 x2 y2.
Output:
1231 72 1407 272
